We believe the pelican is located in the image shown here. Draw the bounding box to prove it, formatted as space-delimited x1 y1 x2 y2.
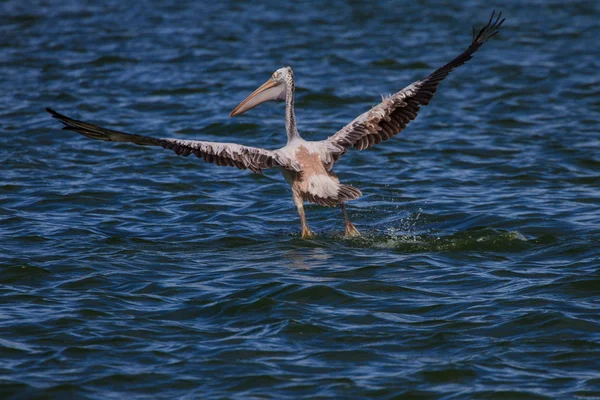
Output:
46 11 504 239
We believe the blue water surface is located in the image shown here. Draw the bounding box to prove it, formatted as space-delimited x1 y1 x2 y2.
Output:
1 0 599 398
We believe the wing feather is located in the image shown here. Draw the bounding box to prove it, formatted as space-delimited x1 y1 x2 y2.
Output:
46 108 296 173
324 10 505 160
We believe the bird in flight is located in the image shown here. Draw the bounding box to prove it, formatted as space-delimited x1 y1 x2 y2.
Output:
47 11 504 239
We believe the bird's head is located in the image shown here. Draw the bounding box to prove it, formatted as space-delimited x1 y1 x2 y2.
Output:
229 66 292 117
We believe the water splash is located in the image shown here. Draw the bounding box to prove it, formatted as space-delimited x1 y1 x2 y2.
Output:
347 227 529 252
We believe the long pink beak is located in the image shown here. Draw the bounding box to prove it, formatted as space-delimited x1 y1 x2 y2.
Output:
230 79 285 117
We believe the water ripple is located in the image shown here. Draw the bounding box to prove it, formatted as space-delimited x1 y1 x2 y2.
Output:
1 1 599 399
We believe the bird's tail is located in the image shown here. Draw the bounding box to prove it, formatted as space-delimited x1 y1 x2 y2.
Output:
338 184 362 203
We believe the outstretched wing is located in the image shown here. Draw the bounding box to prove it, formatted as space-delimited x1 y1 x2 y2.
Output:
46 108 298 173
323 11 504 161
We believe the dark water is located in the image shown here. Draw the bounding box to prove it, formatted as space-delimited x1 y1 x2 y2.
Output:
2 0 599 398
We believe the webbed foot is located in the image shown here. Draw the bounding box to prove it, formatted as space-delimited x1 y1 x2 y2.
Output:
344 222 361 237
301 226 315 239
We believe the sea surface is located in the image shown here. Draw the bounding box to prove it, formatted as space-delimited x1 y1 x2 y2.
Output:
1 0 599 398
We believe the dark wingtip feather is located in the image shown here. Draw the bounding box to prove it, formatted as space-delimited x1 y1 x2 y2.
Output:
471 10 505 46
45 108 75 128
45 107 72 123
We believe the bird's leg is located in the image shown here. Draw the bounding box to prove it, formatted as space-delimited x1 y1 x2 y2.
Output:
293 191 314 239
340 203 360 237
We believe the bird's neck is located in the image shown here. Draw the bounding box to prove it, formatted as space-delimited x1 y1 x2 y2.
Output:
285 79 300 144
